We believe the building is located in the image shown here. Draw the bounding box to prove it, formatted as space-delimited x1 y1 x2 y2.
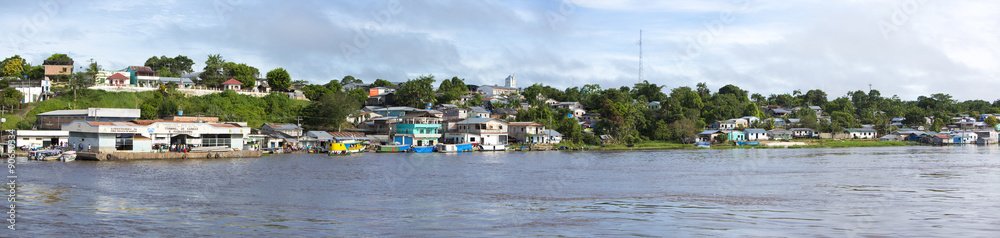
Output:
648 101 661 110
343 83 368 91
43 59 73 80
125 66 159 86
163 116 220 123
505 74 516 88
391 111 442 147
222 78 244 91
539 129 563 144
468 107 491 118
444 107 471 120
10 79 52 103
844 128 877 139
14 130 69 149
508 122 545 143
95 70 130 85
62 120 250 153
476 85 519 97
368 87 396 96
105 73 130 86
791 128 818 138
37 108 141 130
443 118 508 145
769 129 793 140
552 102 584 110
745 129 769 141
261 123 303 137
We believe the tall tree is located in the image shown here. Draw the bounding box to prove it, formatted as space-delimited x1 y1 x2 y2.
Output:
340 75 362 85
200 54 226 88
304 92 361 131
266 68 291 91
0 88 23 109
1 55 27 78
396 75 436 108
46 53 73 62
371 78 394 87
222 62 259 87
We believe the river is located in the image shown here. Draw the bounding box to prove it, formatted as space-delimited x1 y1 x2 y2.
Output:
6 146 1000 237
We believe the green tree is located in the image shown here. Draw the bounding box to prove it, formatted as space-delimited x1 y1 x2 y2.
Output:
396 75 436 108
266 68 292 91
340 75 362 85
304 92 361 131
0 88 24 109
985 116 999 129
200 54 227 88
1 55 27 78
631 80 667 102
435 76 467 103
301 84 332 101
46 53 73 62
222 62 259 87
371 78 394 87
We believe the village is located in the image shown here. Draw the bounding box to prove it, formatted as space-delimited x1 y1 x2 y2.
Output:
2 55 1000 160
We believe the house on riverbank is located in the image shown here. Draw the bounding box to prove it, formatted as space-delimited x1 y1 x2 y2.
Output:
62 120 250 153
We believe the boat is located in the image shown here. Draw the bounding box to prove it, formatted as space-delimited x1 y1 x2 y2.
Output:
435 143 474 153
377 144 410 153
479 144 506 151
696 142 711 148
329 141 365 155
735 141 760 146
31 150 62 161
409 146 435 153
60 151 77 162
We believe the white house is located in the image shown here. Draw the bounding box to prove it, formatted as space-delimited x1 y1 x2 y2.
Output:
15 130 69 149
745 129 770 141
222 78 244 91
844 128 877 139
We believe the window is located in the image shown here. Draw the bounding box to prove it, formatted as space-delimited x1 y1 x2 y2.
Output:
202 134 232 147
116 133 134 151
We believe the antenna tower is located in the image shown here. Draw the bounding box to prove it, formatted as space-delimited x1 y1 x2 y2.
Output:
638 30 643 83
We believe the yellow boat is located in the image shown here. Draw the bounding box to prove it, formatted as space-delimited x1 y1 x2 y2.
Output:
330 141 365 155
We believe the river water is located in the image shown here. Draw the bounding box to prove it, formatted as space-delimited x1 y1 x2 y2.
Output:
6 146 1000 237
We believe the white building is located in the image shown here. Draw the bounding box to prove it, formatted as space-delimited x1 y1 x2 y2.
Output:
62 120 250 153
444 118 508 145
14 130 69 149
505 74 516 88
12 79 52 103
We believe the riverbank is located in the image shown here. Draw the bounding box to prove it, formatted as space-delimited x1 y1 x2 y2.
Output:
588 139 910 150
77 150 264 161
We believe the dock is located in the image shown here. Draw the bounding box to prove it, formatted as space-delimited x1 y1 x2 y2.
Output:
77 150 264 161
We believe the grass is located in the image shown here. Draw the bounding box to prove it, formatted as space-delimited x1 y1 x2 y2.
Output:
784 140 906 149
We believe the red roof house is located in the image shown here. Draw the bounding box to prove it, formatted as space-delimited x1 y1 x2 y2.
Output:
222 78 244 90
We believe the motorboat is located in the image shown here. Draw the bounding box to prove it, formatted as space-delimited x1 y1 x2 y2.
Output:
409 146 434 153
60 151 77 162
330 141 365 155
377 144 410 153
479 144 506 151
435 143 474 153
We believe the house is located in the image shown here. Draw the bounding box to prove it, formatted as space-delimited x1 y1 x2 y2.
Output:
221 78 244 91
365 93 395 107
809 106 823 116
10 79 52 103
843 128 877 139
930 134 953 145
745 129 769 141
648 101 661 110
343 83 368 91
491 108 519 121
100 72 130 86
552 102 584 110
714 120 739 130
443 118 508 145
476 85 519 97
43 59 73 80
543 98 560 106
696 130 722 143
37 108 141 130
468 107 491 118
160 77 195 88
769 129 793 140
14 130 69 149
723 130 747 141
62 120 249 153
791 128 817 138
974 130 998 144
571 108 586 118
540 129 563 144
392 111 442 147
953 132 978 144
347 111 384 125
125 66 159 86
768 108 793 118
581 113 600 124
300 131 335 150
508 122 545 143
879 134 903 141
262 123 303 137
443 107 471 120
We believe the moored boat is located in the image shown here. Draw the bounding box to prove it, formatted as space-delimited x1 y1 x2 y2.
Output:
435 143 474 153
60 151 77 162
377 144 410 153
478 144 506 151
409 146 434 153
735 141 760 146
329 141 365 155
32 150 62 161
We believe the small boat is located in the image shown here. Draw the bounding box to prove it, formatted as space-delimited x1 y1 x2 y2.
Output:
696 142 711 148
409 146 435 153
435 143 474 153
735 141 760 146
479 144 506 151
330 141 365 155
377 144 410 153
60 151 77 162
32 150 62 161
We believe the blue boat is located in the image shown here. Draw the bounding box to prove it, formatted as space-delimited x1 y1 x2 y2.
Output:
735 141 760 146
435 143 474 152
377 144 410 153
410 146 434 153
696 142 711 148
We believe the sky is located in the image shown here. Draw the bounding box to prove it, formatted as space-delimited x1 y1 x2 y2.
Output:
1 0 998 101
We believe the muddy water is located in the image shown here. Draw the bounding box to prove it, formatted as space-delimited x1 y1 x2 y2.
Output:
8 146 1000 236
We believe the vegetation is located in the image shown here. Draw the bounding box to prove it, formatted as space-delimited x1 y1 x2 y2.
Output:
266 68 292 91
144 55 194 77
396 75 436 108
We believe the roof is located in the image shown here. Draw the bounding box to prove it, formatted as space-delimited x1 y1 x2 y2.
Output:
699 130 720 135
264 123 301 130
222 78 244 85
36 108 141 118
36 109 88 116
456 118 504 125
791 128 817 131
469 107 490 113
845 128 877 132
509 122 543 126
541 129 562 136
305 131 334 140
15 130 69 137
128 66 155 73
648 101 661 105
769 129 792 133
745 129 767 133
809 106 822 110
107 73 129 80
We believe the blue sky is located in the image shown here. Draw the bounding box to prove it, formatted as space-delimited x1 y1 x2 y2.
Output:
2 0 998 101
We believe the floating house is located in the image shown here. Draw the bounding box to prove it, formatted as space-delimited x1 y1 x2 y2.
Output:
62 120 250 153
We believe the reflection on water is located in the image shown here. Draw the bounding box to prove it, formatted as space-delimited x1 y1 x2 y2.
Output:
8 146 1000 236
